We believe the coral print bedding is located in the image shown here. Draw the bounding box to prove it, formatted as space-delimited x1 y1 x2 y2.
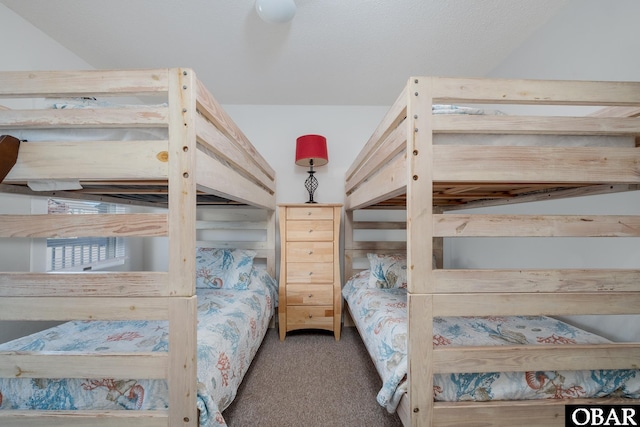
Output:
0 267 277 427
342 270 640 414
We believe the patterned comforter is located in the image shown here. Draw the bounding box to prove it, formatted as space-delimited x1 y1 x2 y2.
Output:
0 267 277 427
343 270 640 413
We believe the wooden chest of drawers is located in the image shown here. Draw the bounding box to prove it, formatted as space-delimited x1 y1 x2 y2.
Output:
278 203 342 341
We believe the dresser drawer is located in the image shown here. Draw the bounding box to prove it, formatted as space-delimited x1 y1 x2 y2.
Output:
286 262 333 283
286 206 334 220
286 220 334 241
286 241 334 262
287 305 334 330
286 284 333 306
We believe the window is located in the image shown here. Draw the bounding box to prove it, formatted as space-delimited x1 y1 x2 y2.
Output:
46 199 127 271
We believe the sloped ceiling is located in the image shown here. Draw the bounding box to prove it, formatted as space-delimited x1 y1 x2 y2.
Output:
1 0 571 105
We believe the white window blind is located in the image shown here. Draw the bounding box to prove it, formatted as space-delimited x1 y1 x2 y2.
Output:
46 199 127 272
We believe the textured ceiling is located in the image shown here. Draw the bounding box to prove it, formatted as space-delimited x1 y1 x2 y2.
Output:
1 0 571 105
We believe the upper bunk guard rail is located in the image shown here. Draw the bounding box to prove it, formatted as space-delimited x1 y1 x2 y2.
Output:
194 78 275 209
345 76 640 211
429 77 640 106
0 68 276 210
432 114 640 135
0 69 170 98
0 106 169 129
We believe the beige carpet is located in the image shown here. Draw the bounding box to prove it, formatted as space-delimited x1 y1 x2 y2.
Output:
223 326 403 427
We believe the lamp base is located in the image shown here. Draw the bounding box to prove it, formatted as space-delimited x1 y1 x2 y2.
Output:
304 169 318 204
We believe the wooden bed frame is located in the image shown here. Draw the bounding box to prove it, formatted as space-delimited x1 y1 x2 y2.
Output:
343 76 640 427
0 68 276 426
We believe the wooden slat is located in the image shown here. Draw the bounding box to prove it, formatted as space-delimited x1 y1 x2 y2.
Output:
590 106 640 118
0 296 170 320
345 151 407 210
431 76 640 106
195 78 275 183
433 145 640 184
196 114 275 195
196 219 268 230
347 242 406 253
0 272 169 297
0 69 170 98
345 123 407 195
0 352 167 379
433 398 637 427
196 240 270 251
433 114 640 135
0 182 167 208
0 107 168 128
196 148 275 210
433 214 640 237
352 220 407 229
432 292 640 317
0 410 168 427
432 269 640 293
433 344 640 373
0 213 167 237
4 140 169 181
443 183 639 211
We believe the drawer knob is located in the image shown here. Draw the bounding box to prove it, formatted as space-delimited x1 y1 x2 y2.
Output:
307 211 312 215
308 271 313 275
308 314 313 318
308 229 313 233
308 250 313 255
308 293 313 298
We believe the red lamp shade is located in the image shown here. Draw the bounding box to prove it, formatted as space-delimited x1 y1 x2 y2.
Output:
295 134 328 167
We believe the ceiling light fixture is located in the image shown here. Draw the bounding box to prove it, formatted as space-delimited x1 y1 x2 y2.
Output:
255 0 296 24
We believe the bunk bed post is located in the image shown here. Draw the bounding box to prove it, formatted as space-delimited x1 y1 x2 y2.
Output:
342 209 357 329
266 208 277 278
167 68 198 426
344 210 354 281
406 76 435 427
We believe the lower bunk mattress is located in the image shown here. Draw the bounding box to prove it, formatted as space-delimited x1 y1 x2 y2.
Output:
343 270 640 413
0 267 278 427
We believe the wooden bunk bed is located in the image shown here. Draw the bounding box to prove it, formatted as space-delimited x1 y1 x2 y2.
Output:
343 76 640 427
0 68 276 426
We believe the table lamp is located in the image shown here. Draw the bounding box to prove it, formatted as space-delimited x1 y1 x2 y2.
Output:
295 134 328 203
